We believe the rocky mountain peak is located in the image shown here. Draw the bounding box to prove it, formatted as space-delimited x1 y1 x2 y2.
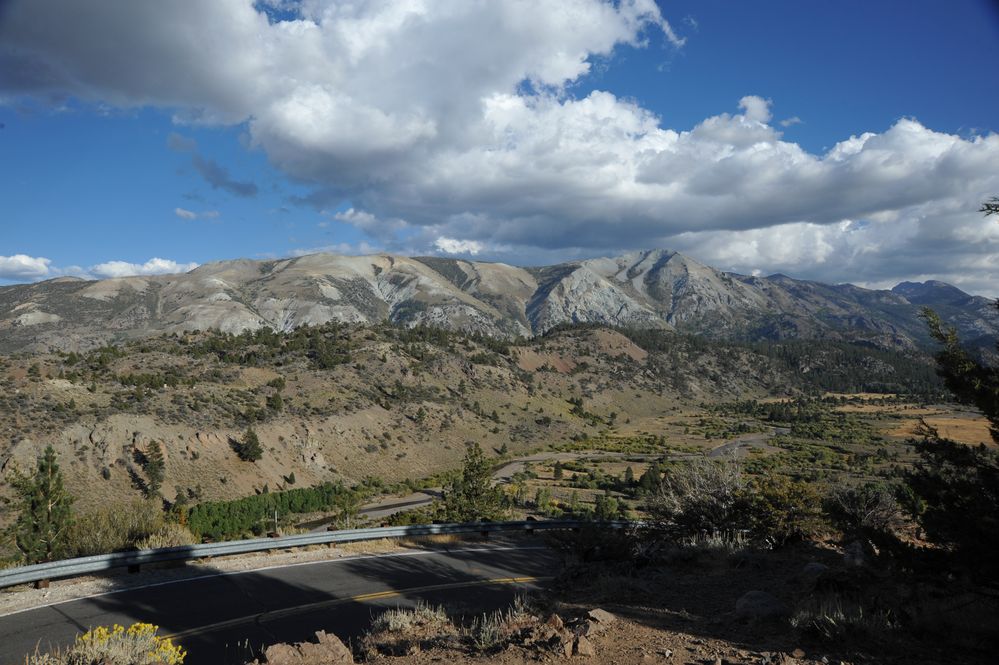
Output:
0 250 996 354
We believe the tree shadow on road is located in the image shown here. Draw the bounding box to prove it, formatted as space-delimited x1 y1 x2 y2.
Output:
6 535 556 665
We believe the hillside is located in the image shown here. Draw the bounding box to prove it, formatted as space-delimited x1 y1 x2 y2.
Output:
0 322 943 525
1 250 995 354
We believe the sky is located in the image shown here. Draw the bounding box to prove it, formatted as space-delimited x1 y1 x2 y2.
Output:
1 0 998 296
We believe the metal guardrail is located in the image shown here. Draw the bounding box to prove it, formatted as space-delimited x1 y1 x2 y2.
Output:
0 519 629 589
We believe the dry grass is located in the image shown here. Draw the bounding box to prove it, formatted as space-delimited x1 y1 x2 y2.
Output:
370 603 452 634
890 416 994 446
790 594 898 640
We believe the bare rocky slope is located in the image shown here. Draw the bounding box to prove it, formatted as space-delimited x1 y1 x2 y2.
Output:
1 249 995 354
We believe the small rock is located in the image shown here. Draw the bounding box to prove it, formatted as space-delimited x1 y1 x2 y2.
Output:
587 608 617 625
575 635 596 657
545 613 565 630
735 590 790 622
791 648 806 659
557 628 575 658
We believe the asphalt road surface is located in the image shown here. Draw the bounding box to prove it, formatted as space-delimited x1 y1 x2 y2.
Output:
0 542 557 665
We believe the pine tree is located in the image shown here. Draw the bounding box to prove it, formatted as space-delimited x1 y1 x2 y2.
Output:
441 443 505 522
13 446 73 564
553 461 564 480
237 428 263 462
534 487 552 513
905 196 999 581
594 493 620 520
143 441 165 496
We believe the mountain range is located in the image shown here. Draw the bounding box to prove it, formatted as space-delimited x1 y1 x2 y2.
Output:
1 249 995 354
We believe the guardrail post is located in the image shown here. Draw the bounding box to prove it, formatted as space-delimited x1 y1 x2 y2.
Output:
34 579 49 589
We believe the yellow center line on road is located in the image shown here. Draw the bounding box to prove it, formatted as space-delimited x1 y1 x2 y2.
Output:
165 575 548 640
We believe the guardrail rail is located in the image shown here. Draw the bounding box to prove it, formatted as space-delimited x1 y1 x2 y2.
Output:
0 519 630 589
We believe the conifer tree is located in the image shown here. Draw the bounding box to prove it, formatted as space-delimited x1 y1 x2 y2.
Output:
14 446 73 564
237 428 263 462
441 443 505 522
143 441 165 496
907 198 999 581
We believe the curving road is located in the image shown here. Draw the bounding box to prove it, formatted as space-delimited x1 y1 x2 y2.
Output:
0 542 556 665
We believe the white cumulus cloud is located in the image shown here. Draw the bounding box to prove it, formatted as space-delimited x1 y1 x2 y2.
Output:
1 1 998 293
434 237 485 255
89 258 199 279
0 254 52 280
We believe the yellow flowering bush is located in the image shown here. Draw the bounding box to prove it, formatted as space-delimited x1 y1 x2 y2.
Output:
26 622 186 665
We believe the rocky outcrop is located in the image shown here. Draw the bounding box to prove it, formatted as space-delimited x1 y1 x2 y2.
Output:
249 631 353 665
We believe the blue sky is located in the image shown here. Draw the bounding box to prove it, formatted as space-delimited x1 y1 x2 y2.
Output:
1 0 998 295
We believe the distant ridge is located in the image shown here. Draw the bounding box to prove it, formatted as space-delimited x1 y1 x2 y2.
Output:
0 249 995 354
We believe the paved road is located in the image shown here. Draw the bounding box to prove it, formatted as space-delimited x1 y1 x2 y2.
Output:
311 432 785 532
309 450 656 531
707 427 788 458
0 543 556 665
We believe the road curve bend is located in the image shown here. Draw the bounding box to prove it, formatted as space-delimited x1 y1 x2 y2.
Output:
0 542 556 665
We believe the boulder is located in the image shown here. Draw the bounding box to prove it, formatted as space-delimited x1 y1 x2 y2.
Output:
586 608 617 625
255 631 354 664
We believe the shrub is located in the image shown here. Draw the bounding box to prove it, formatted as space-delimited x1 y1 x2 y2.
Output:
790 594 897 641
370 603 450 634
826 482 905 537
26 622 185 664
186 482 362 540
67 499 164 557
646 458 746 540
744 473 824 547
135 523 196 550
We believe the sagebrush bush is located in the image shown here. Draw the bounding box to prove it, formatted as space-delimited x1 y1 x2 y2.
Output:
67 499 165 556
26 622 185 664
135 523 196 550
370 603 450 633
646 458 746 540
826 482 905 537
